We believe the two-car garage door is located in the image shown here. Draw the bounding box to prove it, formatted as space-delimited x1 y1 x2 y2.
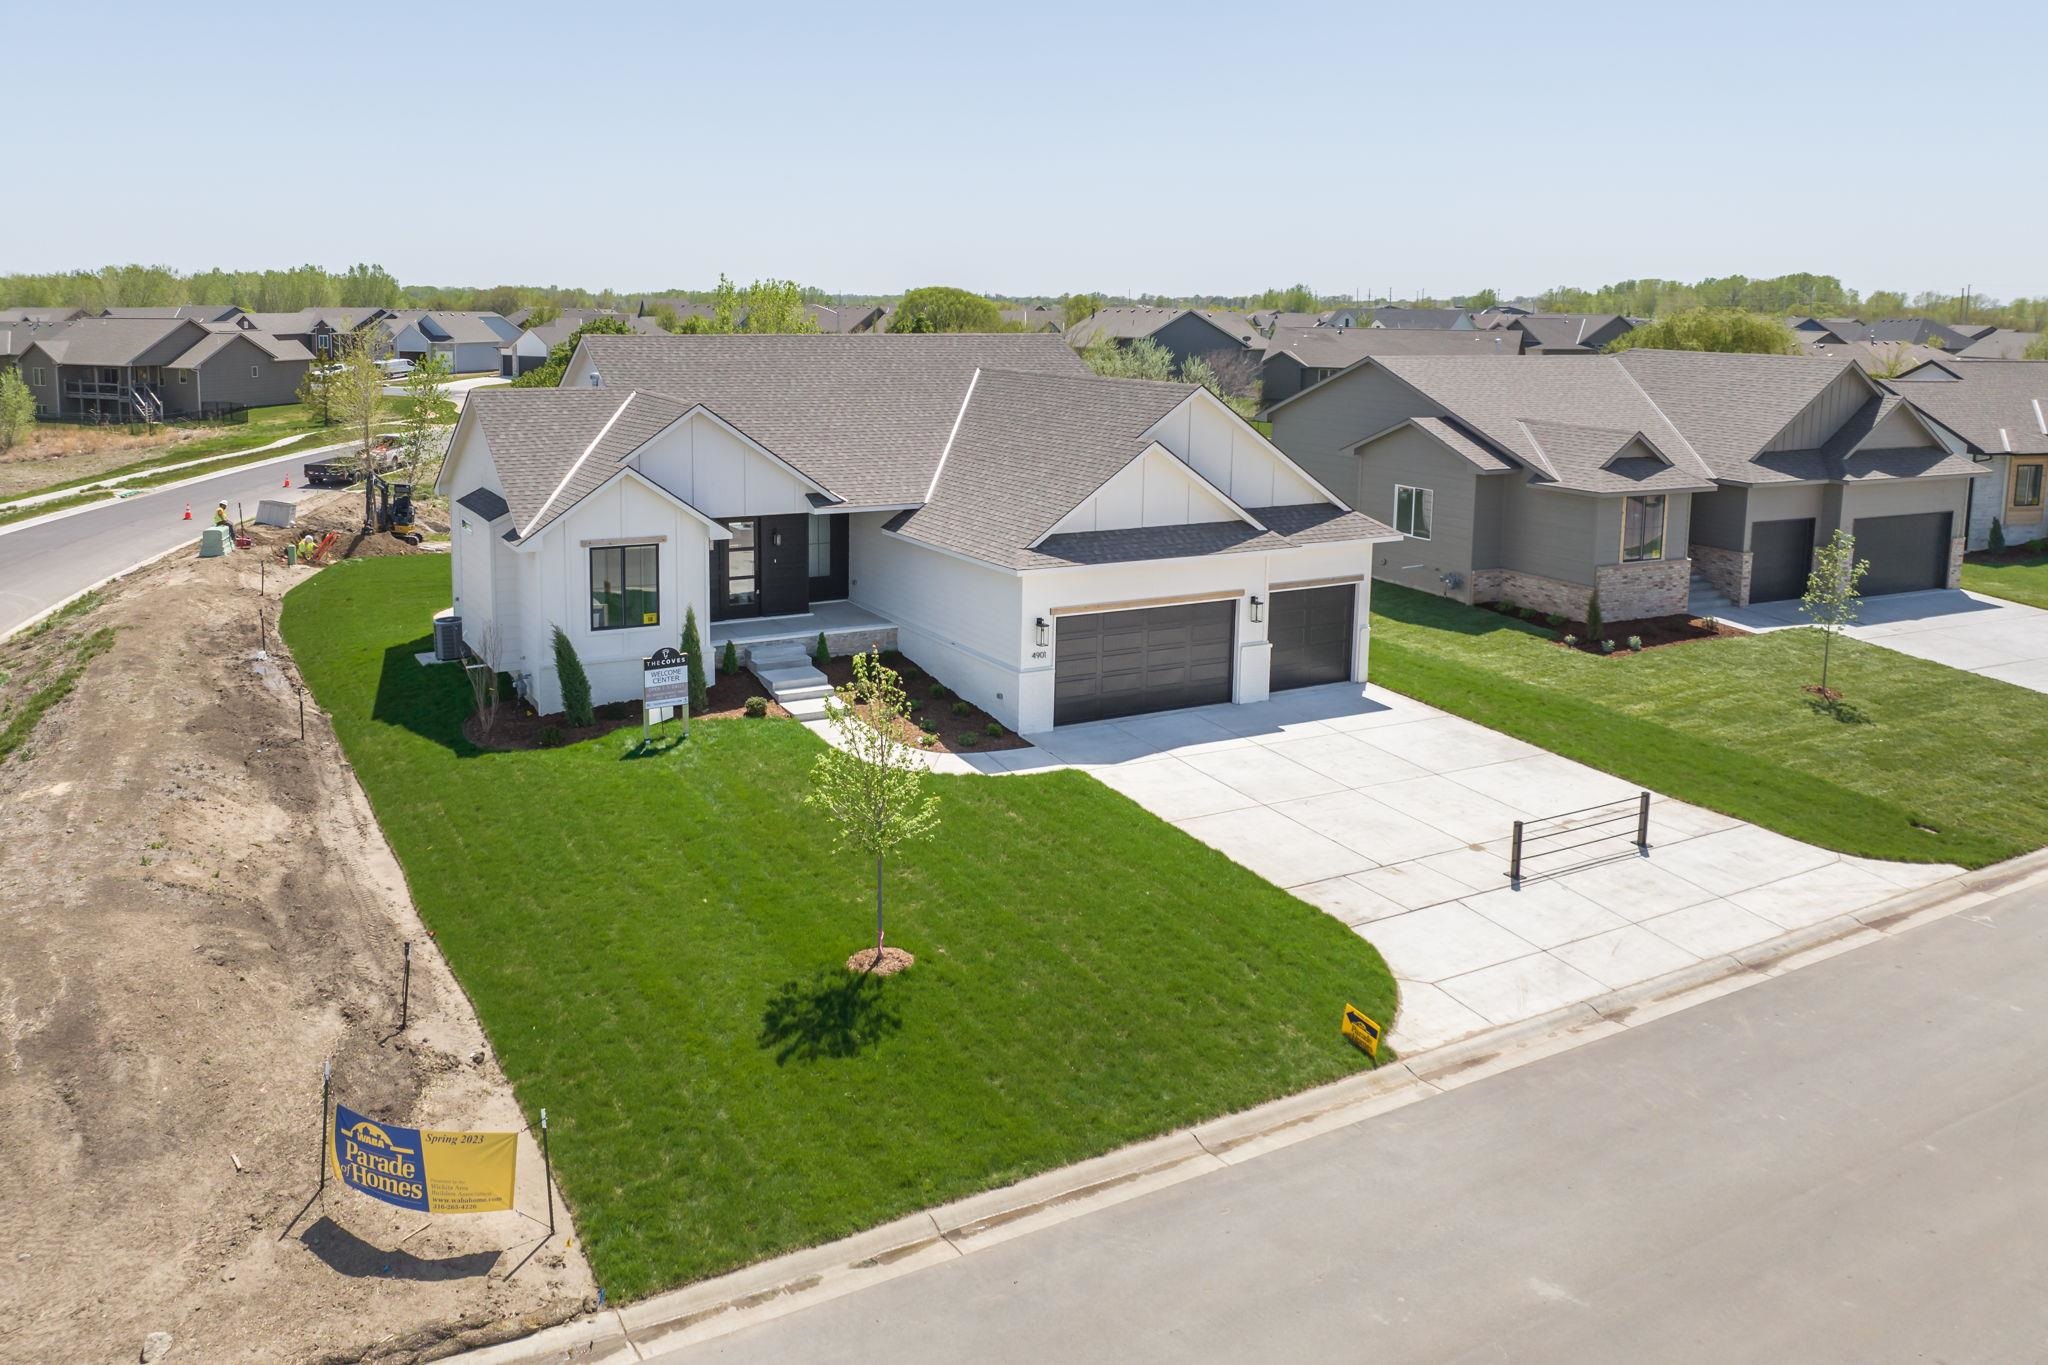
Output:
1749 513 1952 602
1053 602 1234 726
1052 586 1356 726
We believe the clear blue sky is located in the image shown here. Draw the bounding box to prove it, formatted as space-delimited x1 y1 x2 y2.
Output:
9 0 2044 301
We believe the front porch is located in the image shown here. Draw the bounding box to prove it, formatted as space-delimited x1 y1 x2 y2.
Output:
707 599 898 661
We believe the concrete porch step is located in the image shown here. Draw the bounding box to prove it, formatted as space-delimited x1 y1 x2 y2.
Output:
747 642 815 670
782 696 831 721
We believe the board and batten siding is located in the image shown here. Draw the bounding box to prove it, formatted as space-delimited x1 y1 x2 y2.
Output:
1357 425 1482 592
629 411 816 519
1266 363 1452 512
1763 369 1873 453
1048 447 1238 536
1149 313 1251 368
1146 392 1322 509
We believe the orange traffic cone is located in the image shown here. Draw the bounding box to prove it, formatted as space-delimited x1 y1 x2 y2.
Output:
182 502 192 521
283 476 291 488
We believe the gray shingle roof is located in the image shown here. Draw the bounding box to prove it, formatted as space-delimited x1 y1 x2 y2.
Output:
1612 350 1861 480
14 316 207 366
1369 308 1475 330
456 487 511 521
1367 354 1717 493
465 387 692 542
1062 307 1260 350
573 332 1092 505
1405 416 1516 472
1881 360 2048 457
1958 330 2041 360
1006 505 1393 569
163 329 313 368
882 369 1198 567
1508 314 1637 352
99 304 242 321
1265 324 1526 373
1516 420 1713 494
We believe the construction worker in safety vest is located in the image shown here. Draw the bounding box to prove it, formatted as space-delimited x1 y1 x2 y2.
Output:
213 502 231 528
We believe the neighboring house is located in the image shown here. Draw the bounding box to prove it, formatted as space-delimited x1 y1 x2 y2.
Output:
1861 317 1978 351
1498 313 1639 354
1063 307 1264 368
0 306 90 324
13 316 311 420
809 303 888 333
99 304 245 323
1958 329 2042 361
519 310 666 352
1262 308 1367 333
1259 326 1528 407
1367 308 1477 330
1801 337 1951 377
1000 306 1064 332
1785 316 1866 345
1266 350 1983 619
377 311 531 374
1878 361 2048 550
243 307 398 358
437 333 1396 730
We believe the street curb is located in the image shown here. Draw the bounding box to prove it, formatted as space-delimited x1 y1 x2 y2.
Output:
0 441 330 541
449 852 2048 1363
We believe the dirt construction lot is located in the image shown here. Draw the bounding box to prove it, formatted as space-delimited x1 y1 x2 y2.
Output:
0 497 592 1361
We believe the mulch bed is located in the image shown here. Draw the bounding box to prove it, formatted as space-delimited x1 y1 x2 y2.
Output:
699 669 791 721
814 650 1032 754
464 676 791 749
846 946 915 976
1478 601 1744 654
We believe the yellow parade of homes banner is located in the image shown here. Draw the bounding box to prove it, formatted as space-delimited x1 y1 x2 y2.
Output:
330 1102 518 1214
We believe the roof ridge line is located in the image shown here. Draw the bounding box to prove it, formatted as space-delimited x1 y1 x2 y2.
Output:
528 390 637 531
924 368 981 504
1609 354 1710 470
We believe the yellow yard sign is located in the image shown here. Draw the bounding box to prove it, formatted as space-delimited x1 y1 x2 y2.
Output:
1341 1004 1382 1058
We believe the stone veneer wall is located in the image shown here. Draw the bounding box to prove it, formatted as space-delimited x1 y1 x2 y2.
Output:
1948 536 1965 589
1473 560 1690 622
1689 543 1751 607
737 626 898 667
1595 559 1692 620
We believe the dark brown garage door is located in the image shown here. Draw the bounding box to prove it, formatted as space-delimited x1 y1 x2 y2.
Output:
1750 518 1816 603
1852 511 1952 595
1269 585 1354 690
1053 600 1234 726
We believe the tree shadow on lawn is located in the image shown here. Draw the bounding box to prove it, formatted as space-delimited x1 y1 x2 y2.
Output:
1803 693 1875 725
759 966 903 1065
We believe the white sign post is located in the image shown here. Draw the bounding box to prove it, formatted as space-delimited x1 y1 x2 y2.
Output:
642 647 692 743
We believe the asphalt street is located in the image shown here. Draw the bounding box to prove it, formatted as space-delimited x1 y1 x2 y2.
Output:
656 885 2048 1364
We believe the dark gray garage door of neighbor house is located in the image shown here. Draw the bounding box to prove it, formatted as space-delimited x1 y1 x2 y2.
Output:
1268 584 1355 690
1749 518 1817 603
1053 600 1235 725
1852 511 1952 596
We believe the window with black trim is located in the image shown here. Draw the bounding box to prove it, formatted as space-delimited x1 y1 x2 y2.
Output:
1623 494 1666 561
590 543 659 630
1394 484 1433 539
2013 462 2044 510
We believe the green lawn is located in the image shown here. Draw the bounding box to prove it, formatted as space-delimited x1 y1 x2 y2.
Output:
282 556 1396 1301
1961 551 2048 610
1370 583 2048 868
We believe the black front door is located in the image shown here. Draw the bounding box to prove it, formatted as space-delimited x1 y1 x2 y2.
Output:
711 515 812 621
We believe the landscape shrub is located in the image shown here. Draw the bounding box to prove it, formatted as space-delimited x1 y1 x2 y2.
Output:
951 700 970 717
681 607 709 711
919 716 939 734
743 695 768 718
550 626 594 727
536 724 564 748
985 721 1003 737
1627 635 1644 652
1561 633 1578 648
1585 589 1604 642
1599 638 1616 654
929 682 946 700
1991 517 2006 552
812 632 830 667
957 732 980 747
1546 613 1567 628
721 638 739 676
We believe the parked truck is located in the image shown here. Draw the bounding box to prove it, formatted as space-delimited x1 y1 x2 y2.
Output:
304 436 403 487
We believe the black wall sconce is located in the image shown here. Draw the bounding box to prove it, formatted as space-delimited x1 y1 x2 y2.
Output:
771 527 784 547
1034 616 1050 647
1249 596 1264 623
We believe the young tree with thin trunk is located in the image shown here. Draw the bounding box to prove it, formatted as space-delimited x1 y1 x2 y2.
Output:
399 352 454 484
1802 528 1870 696
806 650 940 970
330 334 385 531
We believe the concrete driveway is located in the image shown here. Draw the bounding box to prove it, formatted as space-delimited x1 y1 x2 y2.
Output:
1012 685 1956 1052
1716 588 2048 692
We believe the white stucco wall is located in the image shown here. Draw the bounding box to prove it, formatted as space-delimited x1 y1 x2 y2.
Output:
1145 391 1323 508
848 515 1026 727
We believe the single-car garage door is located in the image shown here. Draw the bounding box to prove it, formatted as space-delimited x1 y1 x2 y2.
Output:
1054 600 1234 725
1269 584 1355 690
1749 518 1817 603
1852 511 1952 596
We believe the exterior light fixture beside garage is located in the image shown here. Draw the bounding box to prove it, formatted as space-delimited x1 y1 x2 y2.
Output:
1034 617 1049 647
1250 595 1264 623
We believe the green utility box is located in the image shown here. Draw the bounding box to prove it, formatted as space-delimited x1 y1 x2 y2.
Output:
199 525 233 558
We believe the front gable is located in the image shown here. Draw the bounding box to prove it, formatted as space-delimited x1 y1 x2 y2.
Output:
1852 402 1947 455
1147 388 1329 508
1041 443 1250 539
628 408 820 519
